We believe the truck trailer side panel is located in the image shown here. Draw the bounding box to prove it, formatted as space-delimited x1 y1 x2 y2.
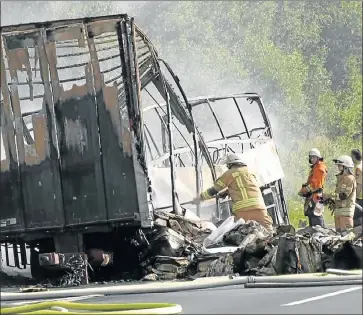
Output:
1 32 65 231
0 16 152 236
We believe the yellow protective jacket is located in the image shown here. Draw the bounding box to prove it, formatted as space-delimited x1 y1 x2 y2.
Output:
333 173 357 217
354 162 363 200
200 165 266 213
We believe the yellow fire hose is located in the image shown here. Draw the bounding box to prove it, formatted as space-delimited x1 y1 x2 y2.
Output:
1 301 183 315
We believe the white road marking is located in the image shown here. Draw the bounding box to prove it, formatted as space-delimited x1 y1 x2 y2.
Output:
281 286 362 306
6 294 103 306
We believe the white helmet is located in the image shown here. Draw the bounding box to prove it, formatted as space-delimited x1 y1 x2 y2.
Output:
225 153 247 165
333 155 354 168
309 148 322 158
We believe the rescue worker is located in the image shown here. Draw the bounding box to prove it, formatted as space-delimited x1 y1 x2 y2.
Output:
298 148 327 227
323 155 357 233
351 148 363 226
191 153 273 231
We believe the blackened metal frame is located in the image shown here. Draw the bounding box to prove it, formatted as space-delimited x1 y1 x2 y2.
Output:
144 93 289 224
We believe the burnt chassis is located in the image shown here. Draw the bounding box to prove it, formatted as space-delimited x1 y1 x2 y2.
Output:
143 94 289 225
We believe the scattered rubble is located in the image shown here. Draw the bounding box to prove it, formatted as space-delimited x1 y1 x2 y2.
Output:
3 210 361 288
136 210 363 281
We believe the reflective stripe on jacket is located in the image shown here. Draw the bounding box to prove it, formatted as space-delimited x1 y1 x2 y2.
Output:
333 173 357 217
354 162 363 200
200 166 266 212
299 161 327 202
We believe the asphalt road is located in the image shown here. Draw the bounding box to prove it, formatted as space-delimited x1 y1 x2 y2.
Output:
3 284 362 314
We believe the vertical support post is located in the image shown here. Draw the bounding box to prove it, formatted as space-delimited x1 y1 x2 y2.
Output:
164 87 177 213
11 240 20 269
130 19 142 128
19 240 27 268
160 113 170 167
233 97 250 139
117 18 153 226
4 242 11 267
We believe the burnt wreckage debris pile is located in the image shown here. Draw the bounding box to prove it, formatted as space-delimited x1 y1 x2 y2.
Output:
133 211 363 281
16 212 362 288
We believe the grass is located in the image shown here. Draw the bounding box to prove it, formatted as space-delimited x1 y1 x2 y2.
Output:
287 199 335 228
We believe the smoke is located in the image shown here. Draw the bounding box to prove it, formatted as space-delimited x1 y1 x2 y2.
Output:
1 1 292 178
0 0 287 181
0 0 274 126
0 1 143 26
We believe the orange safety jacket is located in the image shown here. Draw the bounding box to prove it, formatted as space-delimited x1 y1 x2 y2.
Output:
299 160 328 202
199 165 266 213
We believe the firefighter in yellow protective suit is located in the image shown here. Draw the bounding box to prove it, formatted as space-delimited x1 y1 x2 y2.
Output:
192 153 273 231
351 148 363 226
323 155 357 232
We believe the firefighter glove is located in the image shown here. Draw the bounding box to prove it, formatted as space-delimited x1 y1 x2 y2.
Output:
338 192 348 200
191 196 201 205
323 198 335 214
218 190 229 199
303 191 313 198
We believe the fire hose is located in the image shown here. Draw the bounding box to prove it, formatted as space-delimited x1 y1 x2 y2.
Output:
1 274 363 304
1 302 182 314
326 268 362 276
1 274 361 314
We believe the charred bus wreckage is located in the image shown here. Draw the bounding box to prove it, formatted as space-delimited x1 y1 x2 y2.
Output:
1 15 362 287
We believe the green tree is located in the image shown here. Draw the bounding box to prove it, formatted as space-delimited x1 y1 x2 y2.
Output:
137 0 362 225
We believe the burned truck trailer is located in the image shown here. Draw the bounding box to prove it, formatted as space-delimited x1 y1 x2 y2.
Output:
0 14 190 282
0 14 289 283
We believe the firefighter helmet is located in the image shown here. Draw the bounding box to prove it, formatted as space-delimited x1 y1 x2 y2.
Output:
333 155 354 168
309 148 322 158
225 153 247 166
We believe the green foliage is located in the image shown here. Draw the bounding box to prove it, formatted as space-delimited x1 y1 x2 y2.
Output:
287 199 307 228
138 1 362 227
137 1 362 227
287 199 335 228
